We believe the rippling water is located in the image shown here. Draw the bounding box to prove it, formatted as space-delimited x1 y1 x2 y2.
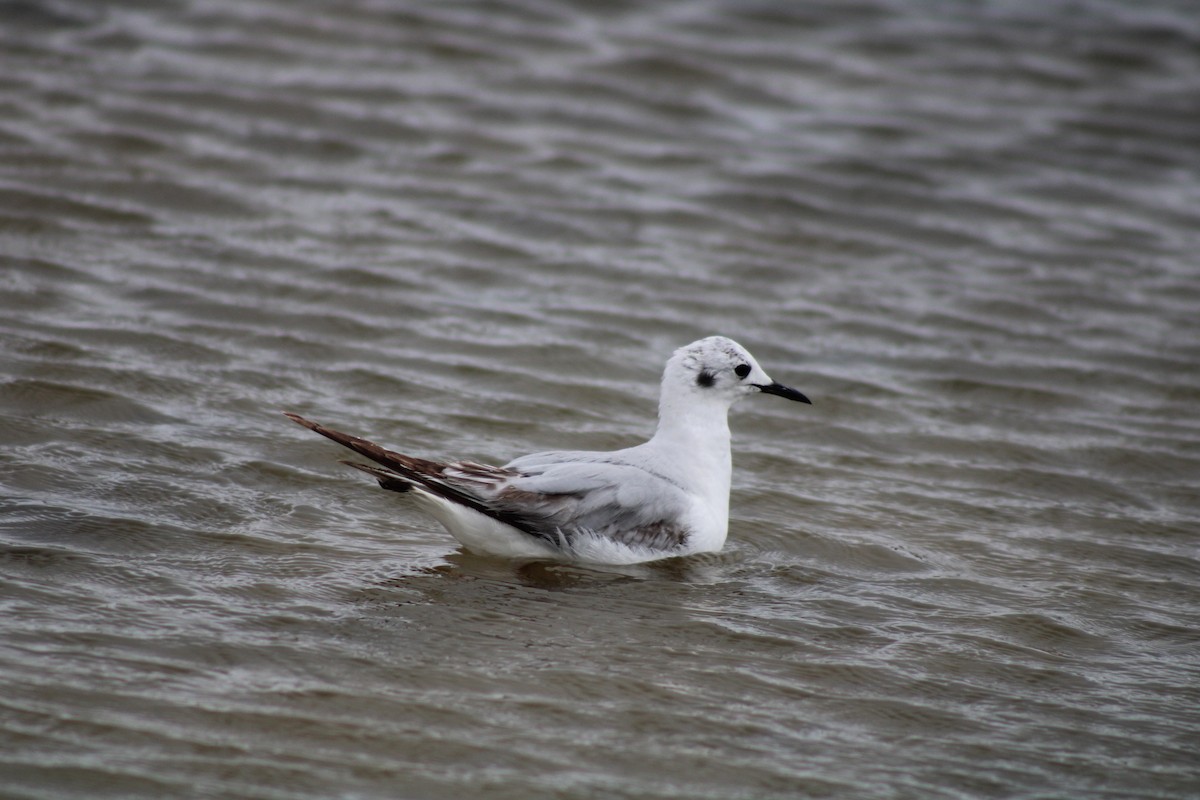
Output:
3 0 1199 797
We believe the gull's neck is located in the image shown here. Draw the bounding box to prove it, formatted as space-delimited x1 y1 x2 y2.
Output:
648 386 733 494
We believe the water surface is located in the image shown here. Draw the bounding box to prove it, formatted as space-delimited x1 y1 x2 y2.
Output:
2 1 1199 798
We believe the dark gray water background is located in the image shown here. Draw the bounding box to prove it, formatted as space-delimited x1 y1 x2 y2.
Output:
2 0 1199 798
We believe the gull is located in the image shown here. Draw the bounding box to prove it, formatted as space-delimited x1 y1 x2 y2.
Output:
284 336 810 565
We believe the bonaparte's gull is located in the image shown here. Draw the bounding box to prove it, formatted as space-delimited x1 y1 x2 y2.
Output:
285 336 810 564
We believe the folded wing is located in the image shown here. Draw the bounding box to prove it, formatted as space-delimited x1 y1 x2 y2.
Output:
285 412 693 554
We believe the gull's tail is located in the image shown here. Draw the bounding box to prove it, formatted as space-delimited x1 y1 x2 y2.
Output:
283 412 443 494
281 412 521 527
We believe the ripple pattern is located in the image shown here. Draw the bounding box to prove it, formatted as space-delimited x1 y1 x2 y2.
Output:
2 1 1199 798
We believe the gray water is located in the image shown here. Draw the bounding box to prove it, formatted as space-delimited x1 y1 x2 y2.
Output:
2 1 1199 798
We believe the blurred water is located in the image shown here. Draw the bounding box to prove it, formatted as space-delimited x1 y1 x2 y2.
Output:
2 0 1199 798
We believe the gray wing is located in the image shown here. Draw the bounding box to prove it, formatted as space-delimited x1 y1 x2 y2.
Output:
492 457 694 552
284 411 691 554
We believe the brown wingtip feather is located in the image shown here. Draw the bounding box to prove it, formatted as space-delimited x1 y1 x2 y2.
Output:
283 412 380 457
286 413 549 544
283 411 319 431
339 460 414 493
283 411 449 483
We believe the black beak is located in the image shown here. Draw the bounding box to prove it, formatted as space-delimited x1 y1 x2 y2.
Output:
756 382 812 404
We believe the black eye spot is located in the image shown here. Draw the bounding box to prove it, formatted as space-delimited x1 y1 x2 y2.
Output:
734 364 751 379
696 370 716 387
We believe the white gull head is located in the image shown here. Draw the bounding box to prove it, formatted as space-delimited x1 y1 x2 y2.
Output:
657 335 811 424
